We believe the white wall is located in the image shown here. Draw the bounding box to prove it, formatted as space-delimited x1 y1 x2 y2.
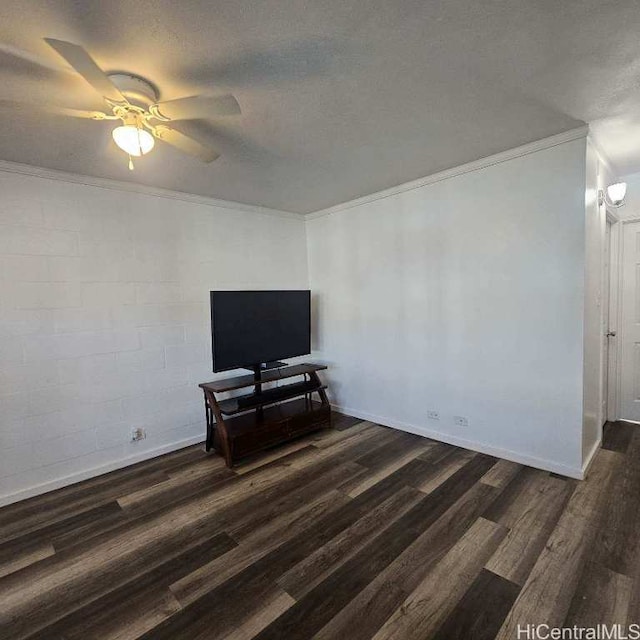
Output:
0 169 307 506
306 137 588 476
0 130 597 503
582 140 614 465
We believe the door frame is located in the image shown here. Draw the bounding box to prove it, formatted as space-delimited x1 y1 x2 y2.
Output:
604 213 640 421
606 209 621 422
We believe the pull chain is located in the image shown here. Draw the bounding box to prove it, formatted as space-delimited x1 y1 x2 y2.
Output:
128 155 134 171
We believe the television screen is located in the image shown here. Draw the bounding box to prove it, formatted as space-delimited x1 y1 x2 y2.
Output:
210 290 311 372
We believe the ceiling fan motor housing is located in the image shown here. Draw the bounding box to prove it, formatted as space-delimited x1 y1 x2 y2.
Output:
108 73 158 107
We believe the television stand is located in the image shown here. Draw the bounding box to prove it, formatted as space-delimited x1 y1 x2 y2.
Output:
199 363 331 467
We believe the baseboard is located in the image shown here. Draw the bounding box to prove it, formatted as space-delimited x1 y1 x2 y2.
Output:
1 405 591 507
332 404 585 479
0 434 204 507
581 436 602 479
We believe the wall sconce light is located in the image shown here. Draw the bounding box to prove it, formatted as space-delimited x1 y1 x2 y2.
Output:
598 182 627 208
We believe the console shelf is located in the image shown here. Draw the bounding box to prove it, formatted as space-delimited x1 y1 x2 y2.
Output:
199 362 331 467
217 380 327 416
201 363 327 393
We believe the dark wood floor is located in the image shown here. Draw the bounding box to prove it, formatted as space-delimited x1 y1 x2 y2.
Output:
0 415 638 639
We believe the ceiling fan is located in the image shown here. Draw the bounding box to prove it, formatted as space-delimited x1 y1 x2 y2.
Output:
0 38 241 170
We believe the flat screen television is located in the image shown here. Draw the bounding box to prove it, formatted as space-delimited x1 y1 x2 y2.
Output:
210 290 311 372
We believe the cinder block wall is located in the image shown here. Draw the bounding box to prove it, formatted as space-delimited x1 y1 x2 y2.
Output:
0 170 308 505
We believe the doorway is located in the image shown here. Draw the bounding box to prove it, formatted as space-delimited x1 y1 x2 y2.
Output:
617 219 640 422
602 219 612 421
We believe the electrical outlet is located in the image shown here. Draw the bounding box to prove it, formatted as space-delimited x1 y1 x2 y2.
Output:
453 416 469 427
131 427 146 442
427 410 440 420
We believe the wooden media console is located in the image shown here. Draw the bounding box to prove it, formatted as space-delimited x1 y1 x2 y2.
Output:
199 363 331 467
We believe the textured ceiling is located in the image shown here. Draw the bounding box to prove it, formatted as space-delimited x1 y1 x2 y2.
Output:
0 1 638 213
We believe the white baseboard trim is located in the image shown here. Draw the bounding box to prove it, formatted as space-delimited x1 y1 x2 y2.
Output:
332 404 585 479
581 436 602 479
1 405 592 507
0 435 204 507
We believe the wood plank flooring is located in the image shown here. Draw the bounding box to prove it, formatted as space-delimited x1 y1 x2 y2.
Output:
0 415 638 639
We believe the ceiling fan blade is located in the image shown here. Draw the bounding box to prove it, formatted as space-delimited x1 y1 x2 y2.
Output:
44 38 127 104
0 99 110 119
0 42 72 73
150 95 240 121
152 125 220 162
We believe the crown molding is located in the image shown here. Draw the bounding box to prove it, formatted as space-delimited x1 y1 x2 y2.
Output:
0 158 303 220
0 125 590 222
305 125 589 220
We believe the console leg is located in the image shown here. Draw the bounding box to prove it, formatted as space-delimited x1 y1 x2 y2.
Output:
309 371 330 406
204 389 233 467
203 390 213 451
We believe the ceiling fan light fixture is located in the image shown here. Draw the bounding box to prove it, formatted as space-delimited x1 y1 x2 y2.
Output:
17 39 237 167
112 124 154 157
